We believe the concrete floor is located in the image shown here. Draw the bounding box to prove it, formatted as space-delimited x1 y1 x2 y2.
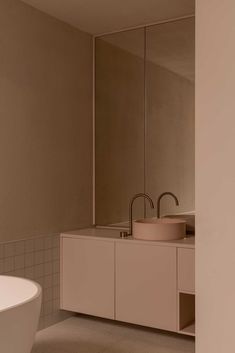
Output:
32 316 195 353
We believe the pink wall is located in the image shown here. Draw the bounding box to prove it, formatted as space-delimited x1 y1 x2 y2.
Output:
196 0 235 351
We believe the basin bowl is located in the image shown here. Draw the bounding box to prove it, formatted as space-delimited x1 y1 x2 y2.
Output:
133 217 186 241
164 214 195 234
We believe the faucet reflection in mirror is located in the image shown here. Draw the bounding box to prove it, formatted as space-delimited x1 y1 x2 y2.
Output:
157 192 179 218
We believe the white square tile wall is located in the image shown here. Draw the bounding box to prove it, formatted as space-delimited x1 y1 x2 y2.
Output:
0 234 72 330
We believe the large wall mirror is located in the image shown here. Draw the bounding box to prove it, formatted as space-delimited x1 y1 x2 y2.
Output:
95 17 195 226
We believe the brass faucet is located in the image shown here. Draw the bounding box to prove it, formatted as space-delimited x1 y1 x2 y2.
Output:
128 193 155 236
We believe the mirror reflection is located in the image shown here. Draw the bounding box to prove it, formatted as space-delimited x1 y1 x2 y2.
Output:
146 18 195 218
95 29 145 225
95 17 195 226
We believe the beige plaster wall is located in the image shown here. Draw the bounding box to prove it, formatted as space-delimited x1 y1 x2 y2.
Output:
0 0 93 241
196 0 235 351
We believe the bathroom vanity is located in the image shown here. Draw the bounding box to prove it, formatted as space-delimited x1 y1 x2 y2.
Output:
87 17 196 337
60 228 195 336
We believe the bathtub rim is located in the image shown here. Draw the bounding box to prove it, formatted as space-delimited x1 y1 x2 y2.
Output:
0 275 42 314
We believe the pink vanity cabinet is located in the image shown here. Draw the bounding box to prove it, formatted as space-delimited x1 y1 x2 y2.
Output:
177 248 195 336
178 248 195 293
116 242 177 332
60 236 115 319
60 228 195 335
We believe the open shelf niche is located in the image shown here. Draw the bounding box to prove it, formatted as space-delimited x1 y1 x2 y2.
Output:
178 292 195 336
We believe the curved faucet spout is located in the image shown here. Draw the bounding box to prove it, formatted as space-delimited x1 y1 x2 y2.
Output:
157 192 179 218
129 193 155 236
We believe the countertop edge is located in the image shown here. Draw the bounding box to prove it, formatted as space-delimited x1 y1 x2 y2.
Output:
60 228 195 249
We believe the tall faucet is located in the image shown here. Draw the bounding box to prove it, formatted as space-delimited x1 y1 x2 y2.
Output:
128 193 155 236
157 192 179 218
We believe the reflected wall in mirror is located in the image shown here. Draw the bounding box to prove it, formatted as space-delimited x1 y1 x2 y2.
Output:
95 29 145 225
146 17 195 218
95 17 195 226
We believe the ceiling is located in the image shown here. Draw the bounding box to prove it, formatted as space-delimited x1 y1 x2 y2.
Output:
21 0 195 35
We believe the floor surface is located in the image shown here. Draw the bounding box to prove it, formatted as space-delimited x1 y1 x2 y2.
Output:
32 316 195 353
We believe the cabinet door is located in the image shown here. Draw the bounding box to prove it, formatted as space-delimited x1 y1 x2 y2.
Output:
116 242 177 331
61 237 115 319
178 248 195 293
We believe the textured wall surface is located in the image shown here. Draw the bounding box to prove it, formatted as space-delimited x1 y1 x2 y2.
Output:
0 0 93 241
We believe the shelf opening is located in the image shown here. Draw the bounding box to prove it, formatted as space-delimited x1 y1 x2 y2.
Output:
179 292 195 336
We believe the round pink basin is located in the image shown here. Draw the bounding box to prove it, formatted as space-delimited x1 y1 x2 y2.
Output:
133 217 186 241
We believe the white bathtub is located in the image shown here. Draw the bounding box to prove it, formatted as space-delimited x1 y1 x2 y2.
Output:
0 276 42 353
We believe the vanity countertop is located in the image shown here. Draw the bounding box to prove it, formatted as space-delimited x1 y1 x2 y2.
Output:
61 227 195 249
